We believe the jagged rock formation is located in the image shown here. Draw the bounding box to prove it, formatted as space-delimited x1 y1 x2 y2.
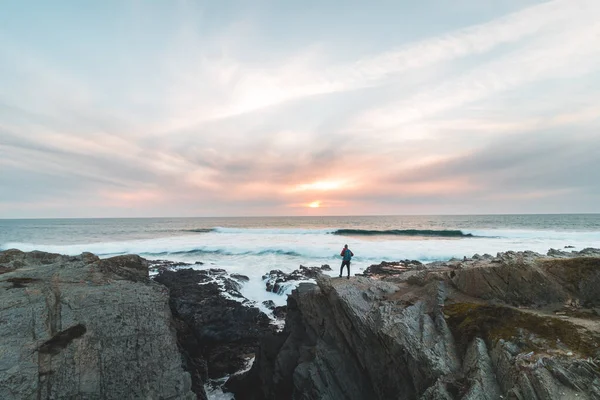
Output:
359 260 425 278
154 268 277 382
228 249 600 400
0 249 195 400
263 265 333 295
148 259 196 274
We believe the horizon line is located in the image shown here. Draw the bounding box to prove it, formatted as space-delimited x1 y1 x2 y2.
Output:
1 212 599 221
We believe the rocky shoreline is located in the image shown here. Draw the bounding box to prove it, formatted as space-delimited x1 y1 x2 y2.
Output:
1 247 599 399
228 248 600 399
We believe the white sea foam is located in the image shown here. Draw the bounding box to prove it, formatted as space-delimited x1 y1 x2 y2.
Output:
3 227 599 307
205 378 234 400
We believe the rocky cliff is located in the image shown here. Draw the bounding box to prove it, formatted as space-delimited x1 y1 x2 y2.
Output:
227 249 600 399
154 267 278 392
0 249 196 400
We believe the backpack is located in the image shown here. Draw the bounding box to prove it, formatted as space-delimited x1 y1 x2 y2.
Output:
341 249 352 260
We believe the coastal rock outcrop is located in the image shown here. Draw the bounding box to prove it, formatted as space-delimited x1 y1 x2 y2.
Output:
263 265 332 295
228 249 600 399
154 268 277 381
359 259 424 278
0 249 195 400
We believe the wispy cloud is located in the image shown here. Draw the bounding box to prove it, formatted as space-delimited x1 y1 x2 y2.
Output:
0 0 599 217
154 0 596 129
353 18 600 132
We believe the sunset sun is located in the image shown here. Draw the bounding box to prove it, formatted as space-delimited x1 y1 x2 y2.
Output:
308 201 321 208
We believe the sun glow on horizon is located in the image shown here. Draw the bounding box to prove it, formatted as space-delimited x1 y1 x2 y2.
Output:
308 201 321 208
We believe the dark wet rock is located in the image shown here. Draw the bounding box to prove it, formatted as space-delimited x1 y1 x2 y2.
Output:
0 249 195 400
148 258 192 273
565 245 576 249
229 249 600 400
263 269 287 294
261 301 287 320
208 268 226 275
154 268 277 379
272 305 287 320
263 265 329 295
262 300 276 310
231 273 250 282
221 277 243 296
301 264 331 277
171 313 209 399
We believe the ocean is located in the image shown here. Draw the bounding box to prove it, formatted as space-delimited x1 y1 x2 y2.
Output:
1 214 599 308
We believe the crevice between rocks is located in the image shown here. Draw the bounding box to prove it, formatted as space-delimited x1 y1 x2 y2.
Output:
38 324 87 355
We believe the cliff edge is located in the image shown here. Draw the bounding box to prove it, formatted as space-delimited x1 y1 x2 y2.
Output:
228 249 600 399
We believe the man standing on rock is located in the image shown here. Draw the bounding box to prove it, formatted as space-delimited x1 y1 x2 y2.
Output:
339 244 354 279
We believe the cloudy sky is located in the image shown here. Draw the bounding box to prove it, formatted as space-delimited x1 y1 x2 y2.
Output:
1 0 599 218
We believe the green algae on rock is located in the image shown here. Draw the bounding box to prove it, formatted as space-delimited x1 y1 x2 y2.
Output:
444 303 600 358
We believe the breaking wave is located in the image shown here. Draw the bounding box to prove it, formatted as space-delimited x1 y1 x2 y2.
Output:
332 229 476 238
